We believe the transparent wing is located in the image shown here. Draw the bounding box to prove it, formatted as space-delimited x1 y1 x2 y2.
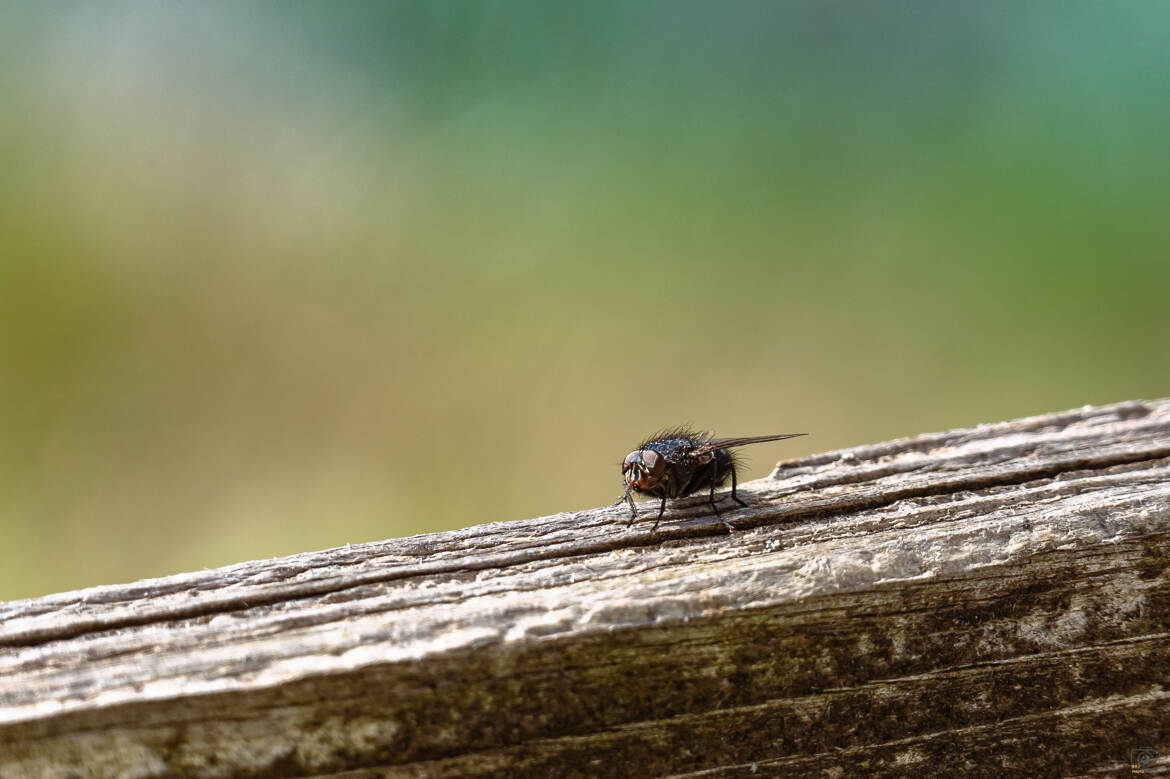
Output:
691 433 807 455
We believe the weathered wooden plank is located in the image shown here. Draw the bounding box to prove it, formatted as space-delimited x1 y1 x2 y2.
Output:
1 399 1168 777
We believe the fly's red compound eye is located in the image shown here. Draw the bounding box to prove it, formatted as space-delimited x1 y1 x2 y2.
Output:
640 450 664 479
623 449 665 489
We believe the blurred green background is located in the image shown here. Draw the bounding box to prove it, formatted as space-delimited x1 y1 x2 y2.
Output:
1 2 1167 600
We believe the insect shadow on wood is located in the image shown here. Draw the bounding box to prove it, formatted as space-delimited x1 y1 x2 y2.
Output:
615 427 806 532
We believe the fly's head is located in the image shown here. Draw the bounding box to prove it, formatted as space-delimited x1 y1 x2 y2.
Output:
622 449 666 493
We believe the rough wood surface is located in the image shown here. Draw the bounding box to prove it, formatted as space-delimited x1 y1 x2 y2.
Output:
2 399 1169 777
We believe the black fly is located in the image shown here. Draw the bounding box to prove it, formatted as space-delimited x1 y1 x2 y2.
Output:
616 427 806 532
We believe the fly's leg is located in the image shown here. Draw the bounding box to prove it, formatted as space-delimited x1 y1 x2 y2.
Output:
650 496 667 533
711 465 736 533
731 464 748 509
614 489 638 526
707 462 739 533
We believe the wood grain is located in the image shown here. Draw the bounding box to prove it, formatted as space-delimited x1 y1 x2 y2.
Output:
2 399 1168 777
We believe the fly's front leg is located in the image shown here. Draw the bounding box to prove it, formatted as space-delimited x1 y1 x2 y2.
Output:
614 488 638 526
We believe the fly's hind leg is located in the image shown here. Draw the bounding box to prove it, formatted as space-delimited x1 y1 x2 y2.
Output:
650 496 667 533
710 462 743 533
712 464 736 533
730 463 749 509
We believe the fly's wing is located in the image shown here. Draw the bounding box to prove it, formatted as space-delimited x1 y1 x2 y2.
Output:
692 433 807 455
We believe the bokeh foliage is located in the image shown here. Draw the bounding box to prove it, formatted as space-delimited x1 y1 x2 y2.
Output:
1 1 1167 599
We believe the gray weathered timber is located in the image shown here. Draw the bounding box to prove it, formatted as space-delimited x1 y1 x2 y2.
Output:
1 399 1169 777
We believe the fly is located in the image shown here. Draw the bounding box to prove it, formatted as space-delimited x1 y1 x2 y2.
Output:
616 427 806 532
